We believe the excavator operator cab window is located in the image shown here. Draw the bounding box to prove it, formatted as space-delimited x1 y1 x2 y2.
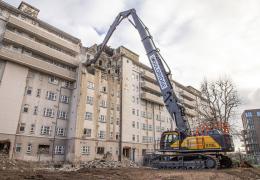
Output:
162 133 179 149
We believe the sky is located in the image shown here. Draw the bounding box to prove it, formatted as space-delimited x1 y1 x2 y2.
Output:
5 0 260 147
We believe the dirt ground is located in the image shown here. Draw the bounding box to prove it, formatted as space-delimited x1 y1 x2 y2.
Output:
1 168 260 180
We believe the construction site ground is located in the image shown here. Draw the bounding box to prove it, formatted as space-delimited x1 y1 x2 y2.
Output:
0 154 259 180
1 167 260 180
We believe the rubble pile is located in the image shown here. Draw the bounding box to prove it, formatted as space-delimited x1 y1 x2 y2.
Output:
59 159 139 172
81 159 139 169
0 153 30 171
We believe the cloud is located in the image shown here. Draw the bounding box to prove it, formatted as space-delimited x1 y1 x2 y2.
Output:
5 0 260 140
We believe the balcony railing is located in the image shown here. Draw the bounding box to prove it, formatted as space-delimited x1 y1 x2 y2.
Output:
140 92 164 105
140 81 161 94
7 15 80 54
0 48 76 81
4 30 78 66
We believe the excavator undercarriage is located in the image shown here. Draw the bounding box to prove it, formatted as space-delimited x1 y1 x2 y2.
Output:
144 153 233 169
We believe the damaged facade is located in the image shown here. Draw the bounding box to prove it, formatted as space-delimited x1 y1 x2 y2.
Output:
0 1 204 163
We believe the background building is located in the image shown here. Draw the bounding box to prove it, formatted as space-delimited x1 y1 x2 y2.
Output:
241 109 260 155
0 1 206 163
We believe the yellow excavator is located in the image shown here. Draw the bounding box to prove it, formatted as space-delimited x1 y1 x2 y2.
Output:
85 9 234 169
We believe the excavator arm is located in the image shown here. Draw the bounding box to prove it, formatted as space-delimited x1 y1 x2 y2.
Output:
85 9 189 135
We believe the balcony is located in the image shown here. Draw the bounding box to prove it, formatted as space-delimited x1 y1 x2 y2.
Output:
140 70 156 82
4 30 78 66
185 108 197 117
7 15 80 54
0 48 76 81
181 99 196 109
140 81 161 94
141 92 164 105
179 90 196 101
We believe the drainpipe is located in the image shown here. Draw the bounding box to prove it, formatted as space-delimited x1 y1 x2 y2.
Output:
118 55 123 162
51 85 63 162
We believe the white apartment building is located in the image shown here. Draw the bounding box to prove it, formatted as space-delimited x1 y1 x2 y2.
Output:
0 1 205 164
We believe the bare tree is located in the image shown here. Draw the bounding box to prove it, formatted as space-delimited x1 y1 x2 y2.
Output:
199 77 240 127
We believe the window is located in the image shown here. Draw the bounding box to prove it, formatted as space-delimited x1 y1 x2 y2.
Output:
98 131 106 139
136 109 139 116
132 109 135 115
56 128 65 136
156 114 160 121
62 80 73 88
87 81 94 89
110 117 114 124
257 112 260 117
81 146 90 155
85 112 92 120
132 135 135 141
245 112 253 117
141 111 146 118
132 121 135 128
19 123 25 133
137 135 139 142
148 125 153 131
137 122 139 129
26 87 32 95
30 124 35 134
110 132 113 139
23 104 29 113
46 91 57 101
15 144 21 153
26 144 32 153
55 145 64 155
142 124 148 130
38 145 50 154
116 132 119 140
33 106 38 115
58 111 68 120
83 128 91 137
48 76 59 85
101 86 107 93
97 147 105 154
40 126 51 135
110 103 114 110
36 89 41 97
100 100 107 108
99 115 106 123
86 96 93 105
43 108 55 117
60 95 69 104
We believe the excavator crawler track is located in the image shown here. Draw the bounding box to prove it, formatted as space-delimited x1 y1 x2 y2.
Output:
144 153 232 169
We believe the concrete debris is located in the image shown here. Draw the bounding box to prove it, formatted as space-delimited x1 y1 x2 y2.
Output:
59 159 139 172
0 152 138 172
80 159 139 169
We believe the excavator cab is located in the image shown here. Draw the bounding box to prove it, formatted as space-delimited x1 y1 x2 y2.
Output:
160 131 181 150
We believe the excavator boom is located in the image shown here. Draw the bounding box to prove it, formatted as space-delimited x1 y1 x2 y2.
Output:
85 9 189 134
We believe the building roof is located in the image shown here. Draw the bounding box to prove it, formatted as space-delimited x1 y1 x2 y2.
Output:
0 1 81 44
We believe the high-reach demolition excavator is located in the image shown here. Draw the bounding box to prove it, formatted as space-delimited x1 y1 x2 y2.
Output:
84 9 234 169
